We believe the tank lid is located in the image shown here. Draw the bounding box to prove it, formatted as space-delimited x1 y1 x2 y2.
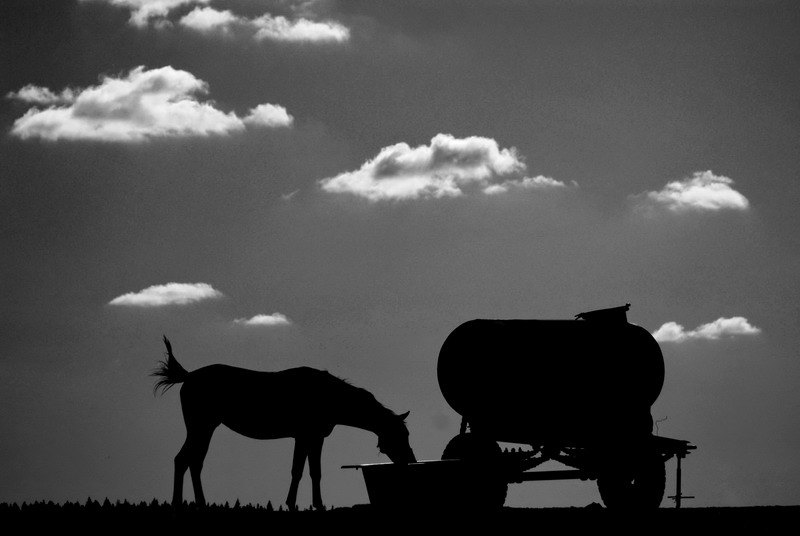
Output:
574 303 630 323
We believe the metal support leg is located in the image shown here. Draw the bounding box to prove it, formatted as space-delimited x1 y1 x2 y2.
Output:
668 454 694 508
675 455 683 509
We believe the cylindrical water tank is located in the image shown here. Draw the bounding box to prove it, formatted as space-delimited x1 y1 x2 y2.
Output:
437 312 664 443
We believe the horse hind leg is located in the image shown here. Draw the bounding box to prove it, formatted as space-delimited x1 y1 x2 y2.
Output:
174 426 215 507
189 427 215 506
286 439 308 510
173 445 189 507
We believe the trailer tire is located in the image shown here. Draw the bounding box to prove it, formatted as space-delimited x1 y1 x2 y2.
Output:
442 433 507 509
597 450 666 509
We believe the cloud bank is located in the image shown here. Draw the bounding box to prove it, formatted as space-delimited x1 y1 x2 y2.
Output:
653 316 761 343
319 134 567 201
233 313 292 327
109 282 224 307
635 170 750 213
10 66 293 142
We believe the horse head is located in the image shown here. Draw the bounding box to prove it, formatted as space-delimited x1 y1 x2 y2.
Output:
377 411 417 464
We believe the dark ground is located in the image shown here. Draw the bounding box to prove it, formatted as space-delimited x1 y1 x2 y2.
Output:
2 501 798 533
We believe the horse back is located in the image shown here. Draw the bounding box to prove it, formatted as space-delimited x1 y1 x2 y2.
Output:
179 365 339 439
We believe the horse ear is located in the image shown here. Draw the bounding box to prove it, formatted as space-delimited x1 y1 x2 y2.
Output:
397 411 410 421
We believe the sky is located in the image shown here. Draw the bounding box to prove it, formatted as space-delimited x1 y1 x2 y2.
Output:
1 0 799 508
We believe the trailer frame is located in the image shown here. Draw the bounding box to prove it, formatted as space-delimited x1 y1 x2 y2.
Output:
344 433 695 509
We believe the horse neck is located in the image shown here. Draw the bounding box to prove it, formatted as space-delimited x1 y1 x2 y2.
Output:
334 384 392 436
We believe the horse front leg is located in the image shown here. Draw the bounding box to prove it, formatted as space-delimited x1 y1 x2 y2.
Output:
308 437 325 510
286 438 308 510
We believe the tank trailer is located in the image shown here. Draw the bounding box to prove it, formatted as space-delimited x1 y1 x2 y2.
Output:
346 305 695 509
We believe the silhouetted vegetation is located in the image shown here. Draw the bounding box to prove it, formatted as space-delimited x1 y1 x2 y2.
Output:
1 500 797 532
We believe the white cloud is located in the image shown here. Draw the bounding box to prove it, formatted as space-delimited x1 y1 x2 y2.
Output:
653 316 761 343
252 14 349 42
636 170 750 213
244 103 294 128
319 133 529 201
178 6 237 32
233 313 292 326
10 66 292 142
178 7 349 43
109 282 224 307
81 1 350 42
7 84 76 105
483 175 571 195
81 0 211 27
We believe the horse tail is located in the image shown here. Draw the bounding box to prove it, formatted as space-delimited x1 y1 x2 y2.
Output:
152 335 189 395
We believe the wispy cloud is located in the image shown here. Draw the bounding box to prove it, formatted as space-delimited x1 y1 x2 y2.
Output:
81 0 211 28
109 282 224 307
233 313 292 327
634 170 750 213
10 66 292 142
251 13 349 42
81 1 350 43
180 7 350 43
281 189 300 201
483 175 574 195
318 133 555 201
653 316 761 343
7 85 76 105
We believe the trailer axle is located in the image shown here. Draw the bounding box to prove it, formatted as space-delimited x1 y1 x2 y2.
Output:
511 469 592 483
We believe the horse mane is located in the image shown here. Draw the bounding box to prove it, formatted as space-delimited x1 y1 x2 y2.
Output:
320 370 398 421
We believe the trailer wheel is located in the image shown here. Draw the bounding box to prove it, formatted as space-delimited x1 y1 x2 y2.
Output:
441 433 507 509
597 450 666 509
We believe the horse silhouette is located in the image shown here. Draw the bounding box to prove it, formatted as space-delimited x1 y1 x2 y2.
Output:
153 336 416 509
